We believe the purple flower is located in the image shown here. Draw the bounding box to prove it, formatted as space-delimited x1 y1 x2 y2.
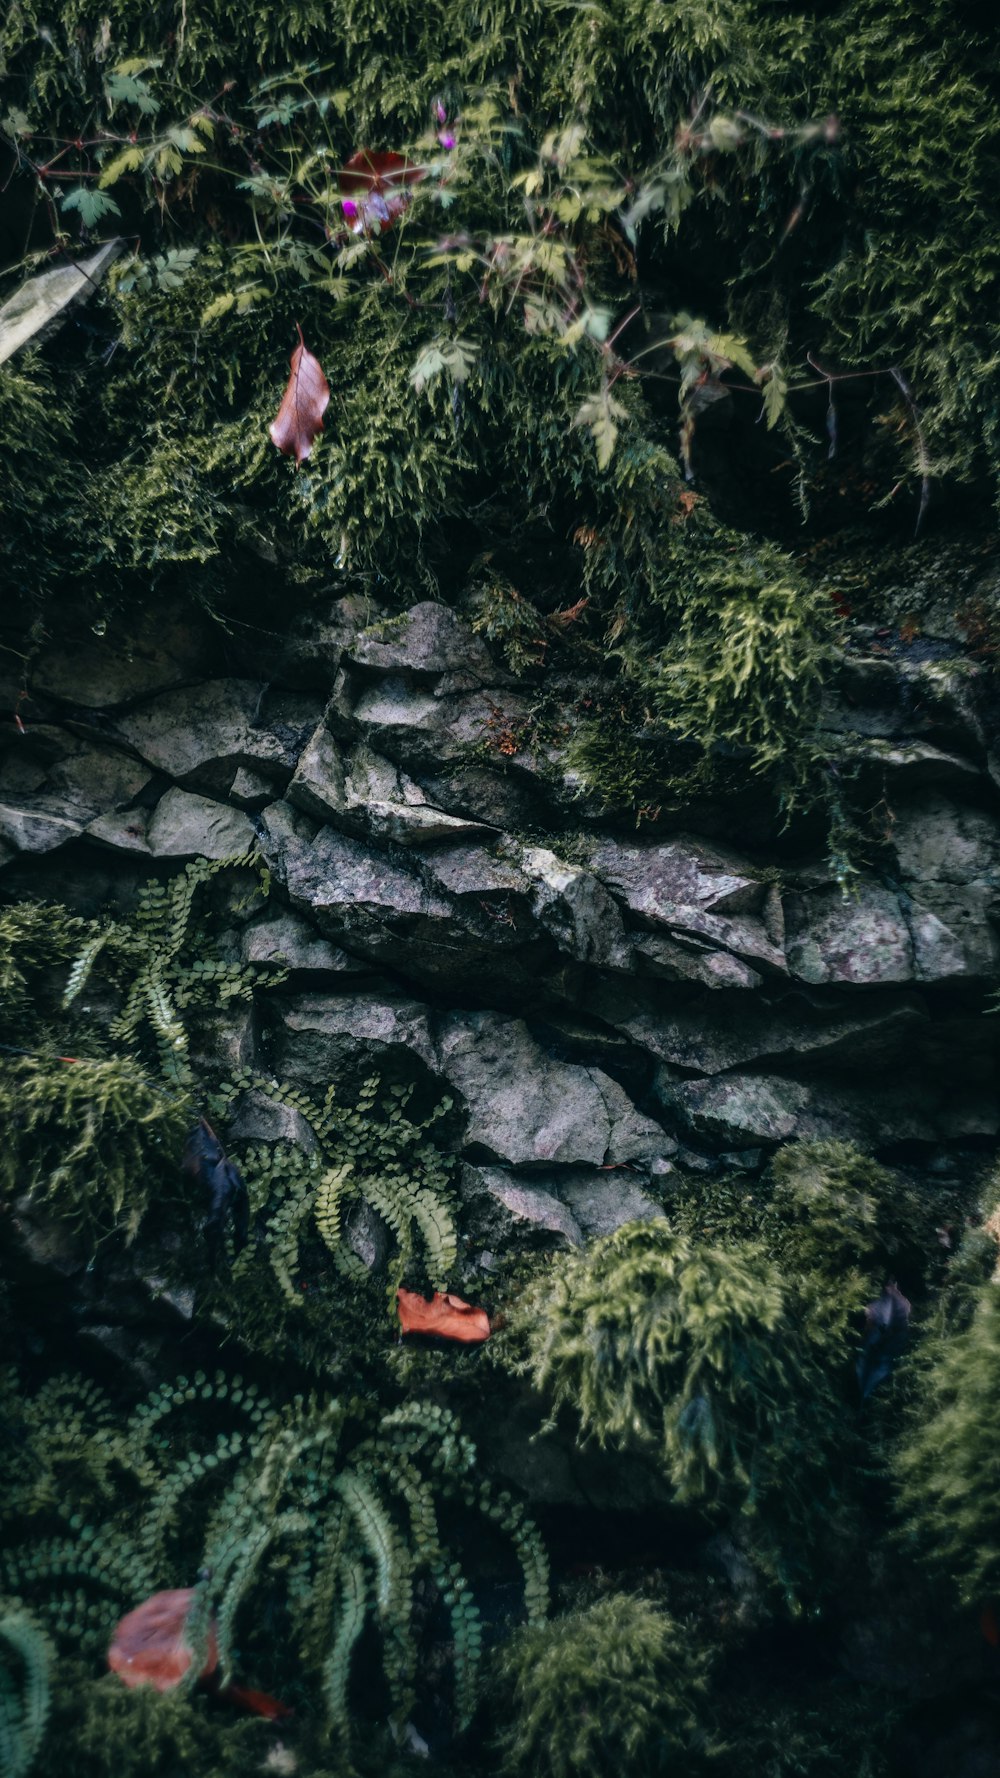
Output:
437 130 456 150
341 198 359 221
434 98 448 124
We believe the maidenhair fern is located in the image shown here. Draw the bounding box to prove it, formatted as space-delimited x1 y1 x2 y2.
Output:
0 1600 53 1778
63 854 286 1087
221 1071 458 1296
2 1369 549 1749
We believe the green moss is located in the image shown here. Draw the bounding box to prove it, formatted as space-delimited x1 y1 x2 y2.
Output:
764 1140 921 1283
495 1593 716 1778
514 1221 857 1587
894 1275 1000 1606
0 1054 189 1245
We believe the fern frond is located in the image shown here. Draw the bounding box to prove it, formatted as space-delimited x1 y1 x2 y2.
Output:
0 1600 53 1778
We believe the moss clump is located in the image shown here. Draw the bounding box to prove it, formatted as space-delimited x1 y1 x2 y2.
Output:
495 1593 715 1778
894 1265 1000 1606
0 1055 189 1245
515 1221 856 1584
764 1140 920 1283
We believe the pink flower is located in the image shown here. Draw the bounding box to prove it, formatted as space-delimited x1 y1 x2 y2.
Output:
434 98 448 124
437 130 456 150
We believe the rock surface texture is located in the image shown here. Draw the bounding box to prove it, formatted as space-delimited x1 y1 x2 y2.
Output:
2 595 998 1251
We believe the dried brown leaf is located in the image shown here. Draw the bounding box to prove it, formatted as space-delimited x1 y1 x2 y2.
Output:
269 325 330 466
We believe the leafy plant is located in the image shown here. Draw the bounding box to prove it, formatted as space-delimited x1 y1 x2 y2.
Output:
220 1070 458 1298
0 1600 53 1778
495 1593 716 1778
764 1140 921 1282
63 853 286 1087
2 1369 549 1748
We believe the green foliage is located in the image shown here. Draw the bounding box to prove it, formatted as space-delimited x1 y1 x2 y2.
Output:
495 1593 715 1778
0 1600 53 1778
515 1221 856 1583
0 1054 188 1244
764 1140 920 1282
0 901 87 1032
63 853 285 1086
3 1368 549 1748
894 1194 1000 1607
220 1070 458 1297
34 1674 266 1778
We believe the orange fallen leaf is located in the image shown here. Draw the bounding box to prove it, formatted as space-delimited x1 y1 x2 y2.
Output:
269 326 330 466
397 1287 490 1343
108 1588 290 1717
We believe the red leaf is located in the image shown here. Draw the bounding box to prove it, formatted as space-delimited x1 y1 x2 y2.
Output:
108 1590 290 1717
339 148 425 235
397 1287 490 1344
223 1684 293 1720
108 1588 218 1693
269 326 330 465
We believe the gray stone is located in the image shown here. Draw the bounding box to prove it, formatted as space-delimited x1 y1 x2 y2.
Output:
435 1010 667 1168
460 1164 583 1248
227 1090 319 1152
343 1200 392 1271
274 992 437 1085
588 837 786 975
0 728 152 814
631 932 763 991
520 845 629 966
145 789 256 858
241 911 367 975
892 796 1000 886
602 987 926 1077
348 602 499 682
785 884 912 985
556 1168 665 1236
85 807 153 854
0 800 85 855
665 1073 810 1145
663 1069 999 1149
31 610 214 708
290 728 493 843
112 680 318 797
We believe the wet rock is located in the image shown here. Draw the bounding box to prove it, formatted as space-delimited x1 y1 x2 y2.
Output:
347 602 500 684
520 845 629 966
663 1068 999 1149
556 1167 666 1236
29 609 215 709
111 679 319 799
588 836 786 975
343 1200 392 1271
460 1164 583 1249
274 991 437 1085
785 884 913 985
436 1010 667 1167
241 910 368 976
227 1090 318 1151
0 799 86 856
144 788 256 858
290 726 494 843
0 239 123 364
